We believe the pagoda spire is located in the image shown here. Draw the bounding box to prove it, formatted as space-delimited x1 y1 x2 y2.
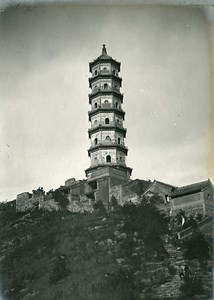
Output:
102 44 107 55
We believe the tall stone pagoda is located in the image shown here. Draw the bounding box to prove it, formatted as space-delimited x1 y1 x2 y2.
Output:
85 45 132 206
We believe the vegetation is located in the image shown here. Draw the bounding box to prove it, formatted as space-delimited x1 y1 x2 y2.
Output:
182 230 211 264
52 189 69 210
92 199 107 215
0 201 20 227
121 200 169 254
179 274 204 299
0 197 212 300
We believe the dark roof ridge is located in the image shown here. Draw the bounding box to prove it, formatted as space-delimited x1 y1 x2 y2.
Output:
175 179 209 191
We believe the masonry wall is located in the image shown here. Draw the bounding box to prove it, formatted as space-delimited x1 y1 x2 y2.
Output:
170 192 205 216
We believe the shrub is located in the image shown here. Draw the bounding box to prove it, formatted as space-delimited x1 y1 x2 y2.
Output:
182 231 210 263
49 255 70 284
121 200 169 253
53 189 69 210
110 196 119 210
92 200 107 215
180 275 204 299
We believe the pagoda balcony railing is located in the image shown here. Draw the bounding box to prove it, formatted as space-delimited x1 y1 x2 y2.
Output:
89 86 121 96
90 121 124 129
91 140 125 147
91 70 122 78
88 141 128 151
88 103 124 112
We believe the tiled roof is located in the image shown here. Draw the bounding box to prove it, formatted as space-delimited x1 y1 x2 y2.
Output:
125 179 151 196
170 180 209 198
89 45 120 71
144 180 175 194
154 180 175 189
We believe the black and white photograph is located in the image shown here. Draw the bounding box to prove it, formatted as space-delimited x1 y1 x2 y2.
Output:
0 1 213 299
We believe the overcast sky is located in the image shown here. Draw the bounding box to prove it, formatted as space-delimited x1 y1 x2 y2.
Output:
0 3 214 201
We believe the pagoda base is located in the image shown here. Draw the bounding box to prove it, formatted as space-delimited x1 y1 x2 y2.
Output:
85 165 132 208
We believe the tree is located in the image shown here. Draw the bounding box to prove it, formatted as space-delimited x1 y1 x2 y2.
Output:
53 189 69 210
121 199 169 253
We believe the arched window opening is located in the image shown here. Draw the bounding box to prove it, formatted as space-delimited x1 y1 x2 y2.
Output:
94 138 98 145
104 100 109 103
106 136 111 141
104 83 108 89
94 85 97 90
115 102 118 108
118 138 121 144
105 118 110 125
112 69 116 75
106 155 111 163
103 67 107 70
94 70 98 75
94 102 98 109
120 156 122 161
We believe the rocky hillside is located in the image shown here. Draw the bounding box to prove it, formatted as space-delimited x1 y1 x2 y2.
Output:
0 200 213 300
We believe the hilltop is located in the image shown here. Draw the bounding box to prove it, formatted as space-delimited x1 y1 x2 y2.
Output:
0 199 213 300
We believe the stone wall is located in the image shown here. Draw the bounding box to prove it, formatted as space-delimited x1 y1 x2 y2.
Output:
16 192 40 212
39 198 59 211
67 195 93 213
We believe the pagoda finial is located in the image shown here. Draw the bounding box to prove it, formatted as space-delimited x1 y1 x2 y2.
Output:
102 44 107 54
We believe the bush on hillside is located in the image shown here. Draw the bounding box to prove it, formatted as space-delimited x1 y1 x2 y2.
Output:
110 196 119 211
0 201 20 227
121 199 169 253
49 255 70 284
53 189 69 210
180 274 204 299
93 200 107 215
182 231 210 263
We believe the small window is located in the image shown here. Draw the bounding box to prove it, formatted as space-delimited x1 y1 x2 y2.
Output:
120 156 122 161
94 120 97 124
112 69 116 75
94 85 97 90
106 155 111 163
94 102 98 108
106 136 111 141
94 138 98 145
117 119 120 123
105 118 110 125
118 138 121 144
94 70 98 75
103 67 107 70
115 102 118 108
104 100 109 103
104 83 108 89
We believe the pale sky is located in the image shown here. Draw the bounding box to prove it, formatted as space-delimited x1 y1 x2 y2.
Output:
0 3 214 201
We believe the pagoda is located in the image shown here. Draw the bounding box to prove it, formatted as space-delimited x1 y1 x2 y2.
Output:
85 45 132 206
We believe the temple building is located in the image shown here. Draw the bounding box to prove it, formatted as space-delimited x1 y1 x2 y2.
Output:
85 45 132 207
